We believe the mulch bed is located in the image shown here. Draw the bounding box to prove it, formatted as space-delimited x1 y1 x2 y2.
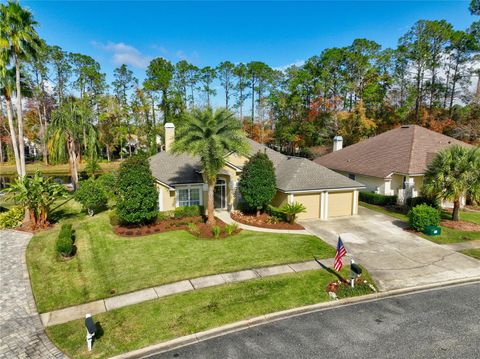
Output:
231 211 304 230
440 220 480 232
114 216 241 239
114 216 204 237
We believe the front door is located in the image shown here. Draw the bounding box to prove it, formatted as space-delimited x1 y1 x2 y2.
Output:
214 179 226 209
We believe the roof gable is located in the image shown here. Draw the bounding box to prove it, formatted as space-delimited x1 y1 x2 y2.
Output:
315 125 471 178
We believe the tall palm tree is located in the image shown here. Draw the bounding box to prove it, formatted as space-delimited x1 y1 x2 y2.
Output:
49 99 84 189
0 1 43 177
172 108 249 225
423 145 480 221
0 66 21 176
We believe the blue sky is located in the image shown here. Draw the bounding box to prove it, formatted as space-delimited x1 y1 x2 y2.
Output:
20 1 475 93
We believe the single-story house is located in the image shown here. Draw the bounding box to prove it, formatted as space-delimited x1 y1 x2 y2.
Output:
149 123 365 220
314 125 472 204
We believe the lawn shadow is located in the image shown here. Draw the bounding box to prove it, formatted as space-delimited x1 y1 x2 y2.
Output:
95 322 104 340
391 219 409 229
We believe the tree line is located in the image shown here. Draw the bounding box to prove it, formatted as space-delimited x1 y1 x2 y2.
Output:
1 1 479 188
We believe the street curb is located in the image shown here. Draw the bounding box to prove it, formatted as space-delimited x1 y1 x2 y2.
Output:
109 276 480 359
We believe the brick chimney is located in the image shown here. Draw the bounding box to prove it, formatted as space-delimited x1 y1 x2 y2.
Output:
333 135 343 151
164 123 175 152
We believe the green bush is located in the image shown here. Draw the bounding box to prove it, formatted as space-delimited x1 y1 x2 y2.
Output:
406 196 439 209
238 152 277 214
279 202 306 224
359 192 397 205
157 210 174 221
97 173 118 197
224 223 238 236
211 225 221 238
174 205 204 219
56 224 74 257
109 211 119 226
267 205 287 222
117 155 158 225
408 204 441 232
74 178 108 216
0 206 24 229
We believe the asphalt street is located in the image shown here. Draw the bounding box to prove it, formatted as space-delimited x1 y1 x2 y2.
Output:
149 282 480 359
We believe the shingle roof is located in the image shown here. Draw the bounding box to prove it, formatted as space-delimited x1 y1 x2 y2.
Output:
149 138 364 191
314 125 472 178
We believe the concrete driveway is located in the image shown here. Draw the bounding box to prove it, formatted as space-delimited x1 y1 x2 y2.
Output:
300 207 480 291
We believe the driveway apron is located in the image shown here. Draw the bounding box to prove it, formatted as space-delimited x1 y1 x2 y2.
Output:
300 207 480 291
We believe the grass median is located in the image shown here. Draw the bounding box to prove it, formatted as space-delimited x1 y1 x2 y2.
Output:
46 268 373 359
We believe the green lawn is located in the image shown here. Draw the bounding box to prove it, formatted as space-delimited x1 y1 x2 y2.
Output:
360 202 480 244
46 269 373 359
459 248 480 260
27 203 335 313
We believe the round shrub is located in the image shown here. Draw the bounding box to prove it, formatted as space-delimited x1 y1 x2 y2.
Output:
116 155 158 225
408 204 440 232
0 206 24 229
75 178 108 216
96 173 118 197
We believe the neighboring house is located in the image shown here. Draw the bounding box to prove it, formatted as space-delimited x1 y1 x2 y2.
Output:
315 125 472 204
149 123 365 220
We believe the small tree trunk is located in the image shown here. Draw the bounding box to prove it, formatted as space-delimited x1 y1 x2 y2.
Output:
106 146 111 162
452 199 460 221
68 136 79 190
207 181 215 226
256 208 261 217
15 56 26 177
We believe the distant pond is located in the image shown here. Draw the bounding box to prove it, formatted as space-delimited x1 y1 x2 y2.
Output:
0 175 72 190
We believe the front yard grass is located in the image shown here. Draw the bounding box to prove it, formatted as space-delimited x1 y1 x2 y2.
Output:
459 248 480 260
0 160 121 176
27 205 335 313
46 268 373 359
360 202 480 244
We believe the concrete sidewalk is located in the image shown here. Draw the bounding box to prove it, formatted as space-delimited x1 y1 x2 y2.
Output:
440 240 480 251
40 258 336 327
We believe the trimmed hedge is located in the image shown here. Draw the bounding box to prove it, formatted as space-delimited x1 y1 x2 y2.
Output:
56 224 75 257
408 204 440 232
0 206 24 229
116 155 158 225
174 205 204 219
359 192 397 205
406 196 439 209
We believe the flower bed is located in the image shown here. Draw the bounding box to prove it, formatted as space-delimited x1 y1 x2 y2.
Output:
114 216 241 239
440 220 480 232
114 216 204 237
231 211 304 230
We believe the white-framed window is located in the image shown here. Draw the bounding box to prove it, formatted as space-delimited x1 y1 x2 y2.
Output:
176 185 202 207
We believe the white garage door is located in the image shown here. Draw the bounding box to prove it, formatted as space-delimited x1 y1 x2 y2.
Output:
328 191 353 218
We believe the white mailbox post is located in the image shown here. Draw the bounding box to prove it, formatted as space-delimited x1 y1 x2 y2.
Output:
85 313 97 351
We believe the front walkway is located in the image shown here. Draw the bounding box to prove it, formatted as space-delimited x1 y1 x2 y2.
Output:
40 258 336 328
215 210 310 234
0 230 65 359
300 207 480 292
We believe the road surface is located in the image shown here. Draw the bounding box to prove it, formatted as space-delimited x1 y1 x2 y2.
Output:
149 282 480 359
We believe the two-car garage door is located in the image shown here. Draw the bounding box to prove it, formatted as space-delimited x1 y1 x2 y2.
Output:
293 190 355 220
328 191 354 217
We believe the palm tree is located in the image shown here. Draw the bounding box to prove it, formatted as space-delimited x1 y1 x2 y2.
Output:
3 171 67 228
49 99 85 189
0 1 43 177
172 108 249 225
423 146 480 221
0 66 21 176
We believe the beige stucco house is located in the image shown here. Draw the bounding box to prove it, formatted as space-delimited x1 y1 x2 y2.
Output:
148 123 365 220
315 125 472 204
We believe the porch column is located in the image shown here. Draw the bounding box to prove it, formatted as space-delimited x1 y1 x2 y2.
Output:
352 190 358 215
288 193 294 204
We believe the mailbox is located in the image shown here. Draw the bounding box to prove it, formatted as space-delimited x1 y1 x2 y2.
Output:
351 263 362 275
85 314 97 351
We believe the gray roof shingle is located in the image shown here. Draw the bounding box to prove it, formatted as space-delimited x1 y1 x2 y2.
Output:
149 138 364 192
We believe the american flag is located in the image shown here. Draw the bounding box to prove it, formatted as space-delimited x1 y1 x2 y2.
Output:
333 237 347 271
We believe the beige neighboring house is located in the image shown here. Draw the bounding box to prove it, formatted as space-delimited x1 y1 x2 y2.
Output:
315 125 473 204
149 123 365 220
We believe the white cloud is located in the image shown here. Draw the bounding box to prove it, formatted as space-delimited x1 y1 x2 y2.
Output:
274 59 305 72
92 41 152 69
